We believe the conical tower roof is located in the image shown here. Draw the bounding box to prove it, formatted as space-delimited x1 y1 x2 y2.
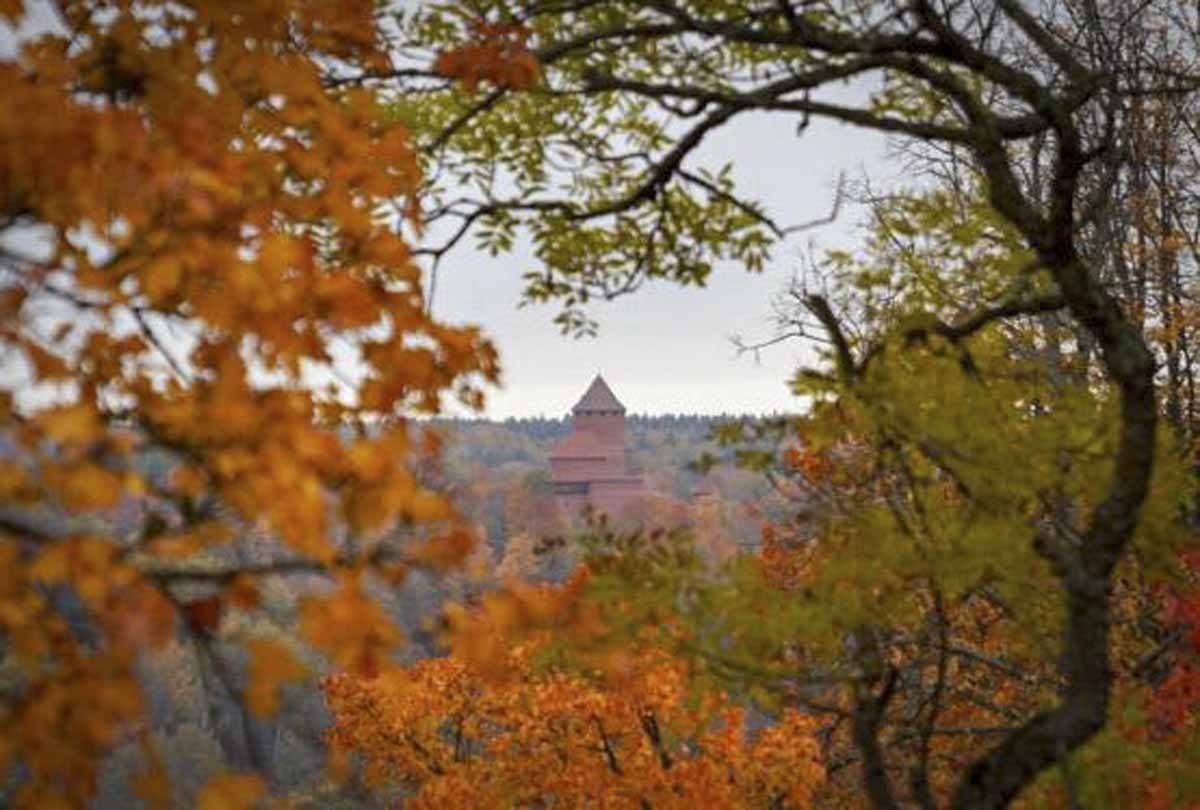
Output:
572 374 626 414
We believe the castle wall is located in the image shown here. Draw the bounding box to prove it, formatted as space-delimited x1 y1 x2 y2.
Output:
589 478 645 518
573 412 625 446
550 456 606 481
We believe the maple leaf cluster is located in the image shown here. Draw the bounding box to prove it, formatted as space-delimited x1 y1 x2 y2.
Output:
433 21 540 93
0 0 506 805
323 635 826 808
1143 553 1200 757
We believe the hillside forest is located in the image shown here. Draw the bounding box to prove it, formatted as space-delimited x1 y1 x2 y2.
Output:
3 1 1200 809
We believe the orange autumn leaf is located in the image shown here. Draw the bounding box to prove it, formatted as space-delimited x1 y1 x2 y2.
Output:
0 0 24 24
434 21 540 93
0 0 506 806
0 459 32 500
300 575 404 675
245 638 308 717
36 402 104 446
323 643 825 808
195 772 266 810
407 524 477 571
43 462 124 511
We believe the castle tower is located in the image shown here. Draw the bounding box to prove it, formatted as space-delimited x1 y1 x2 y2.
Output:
571 374 626 447
549 375 644 518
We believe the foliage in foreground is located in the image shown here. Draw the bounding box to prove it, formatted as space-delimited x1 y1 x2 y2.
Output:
324 615 825 808
0 0 516 805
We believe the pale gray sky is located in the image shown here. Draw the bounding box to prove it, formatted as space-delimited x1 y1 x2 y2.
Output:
433 107 890 418
2 5 892 419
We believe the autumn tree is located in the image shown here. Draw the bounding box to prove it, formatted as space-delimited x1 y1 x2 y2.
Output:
884 2 1200 442
0 1 507 805
323 578 826 809
382 2 1200 806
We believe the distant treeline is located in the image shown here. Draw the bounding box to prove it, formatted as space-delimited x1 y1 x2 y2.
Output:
432 413 763 442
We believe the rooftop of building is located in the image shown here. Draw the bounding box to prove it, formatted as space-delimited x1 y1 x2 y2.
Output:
572 374 626 414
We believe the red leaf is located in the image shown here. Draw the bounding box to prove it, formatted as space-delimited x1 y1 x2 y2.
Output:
185 596 222 635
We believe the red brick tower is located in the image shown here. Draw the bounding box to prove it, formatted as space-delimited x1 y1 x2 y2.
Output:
571 374 626 445
549 375 644 518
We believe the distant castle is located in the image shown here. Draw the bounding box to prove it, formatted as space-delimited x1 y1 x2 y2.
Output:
549 375 645 518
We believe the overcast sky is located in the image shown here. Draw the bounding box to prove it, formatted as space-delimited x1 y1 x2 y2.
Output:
2 6 891 419
433 106 891 419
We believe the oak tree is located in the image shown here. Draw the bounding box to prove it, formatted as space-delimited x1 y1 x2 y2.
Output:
387 3 1200 805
